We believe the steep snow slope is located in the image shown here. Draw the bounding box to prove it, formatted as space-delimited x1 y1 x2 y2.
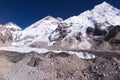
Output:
0 22 22 46
4 22 22 41
91 2 120 26
15 16 61 46
49 2 120 50
4 22 22 30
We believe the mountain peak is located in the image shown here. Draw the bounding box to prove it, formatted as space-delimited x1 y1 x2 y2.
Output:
42 16 63 21
100 2 110 6
4 22 22 30
95 2 111 7
5 22 16 26
42 16 56 20
93 2 114 11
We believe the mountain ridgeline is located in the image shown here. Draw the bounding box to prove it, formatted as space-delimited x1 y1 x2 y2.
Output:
0 2 120 59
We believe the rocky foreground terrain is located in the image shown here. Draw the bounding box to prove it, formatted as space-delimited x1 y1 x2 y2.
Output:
0 51 119 80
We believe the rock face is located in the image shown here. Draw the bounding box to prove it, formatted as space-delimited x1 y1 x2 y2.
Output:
0 22 22 46
82 57 120 80
4 22 22 41
0 25 13 46
49 22 92 50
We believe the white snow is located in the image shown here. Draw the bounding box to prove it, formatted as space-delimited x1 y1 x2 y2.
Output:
4 22 22 30
13 2 120 47
63 1 120 38
47 2 120 59
0 45 96 59
69 51 96 59
91 2 120 26
3 22 23 41
22 16 60 38
0 46 49 53
16 16 60 46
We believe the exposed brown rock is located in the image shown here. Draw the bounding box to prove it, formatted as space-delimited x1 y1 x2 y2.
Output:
0 25 13 46
0 51 119 80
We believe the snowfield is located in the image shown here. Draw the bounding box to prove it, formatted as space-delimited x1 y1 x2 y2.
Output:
0 46 96 59
0 46 49 53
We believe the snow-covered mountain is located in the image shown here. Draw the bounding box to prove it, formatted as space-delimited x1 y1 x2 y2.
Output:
13 16 62 46
0 22 22 46
49 2 120 50
4 22 22 41
4 22 22 30
0 2 120 59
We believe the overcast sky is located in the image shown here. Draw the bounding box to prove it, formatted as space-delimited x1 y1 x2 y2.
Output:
0 0 120 28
